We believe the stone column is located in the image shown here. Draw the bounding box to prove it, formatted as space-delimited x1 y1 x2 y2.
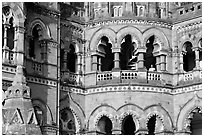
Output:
179 52 184 72
3 24 8 48
92 55 98 71
15 26 25 66
2 24 9 63
63 50 68 70
76 52 82 74
98 57 101 71
112 47 121 70
156 56 161 71
194 48 200 70
136 47 146 71
160 55 166 71
39 40 47 62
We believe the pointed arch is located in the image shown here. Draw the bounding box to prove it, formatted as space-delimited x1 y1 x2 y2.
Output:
28 19 49 40
143 104 173 131
117 26 142 49
142 27 170 52
89 28 116 51
88 104 116 131
2 2 25 27
176 94 202 132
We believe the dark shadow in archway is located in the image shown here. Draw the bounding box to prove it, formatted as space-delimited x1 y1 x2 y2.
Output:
97 116 112 135
122 115 136 135
147 115 156 135
190 113 202 135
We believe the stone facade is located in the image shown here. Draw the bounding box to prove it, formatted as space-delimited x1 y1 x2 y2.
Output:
2 2 202 135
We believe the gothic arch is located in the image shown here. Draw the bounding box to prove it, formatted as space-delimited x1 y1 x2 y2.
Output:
88 105 116 131
67 92 85 132
117 26 142 49
179 34 196 53
117 104 143 131
28 19 50 40
142 27 170 53
176 94 202 132
69 107 82 133
32 98 53 125
89 28 116 51
2 2 25 27
143 104 173 131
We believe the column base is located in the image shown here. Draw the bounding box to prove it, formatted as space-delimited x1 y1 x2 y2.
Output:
112 68 121 71
135 129 148 135
112 129 122 135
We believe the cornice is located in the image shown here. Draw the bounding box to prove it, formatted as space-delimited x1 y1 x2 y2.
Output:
85 18 173 30
27 3 60 19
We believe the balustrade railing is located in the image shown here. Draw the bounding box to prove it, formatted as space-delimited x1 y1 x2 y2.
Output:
121 71 137 80
61 71 82 85
147 72 161 81
184 72 193 81
32 62 42 72
97 72 113 81
26 58 43 75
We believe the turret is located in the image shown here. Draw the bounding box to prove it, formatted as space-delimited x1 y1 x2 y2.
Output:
2 65 41 135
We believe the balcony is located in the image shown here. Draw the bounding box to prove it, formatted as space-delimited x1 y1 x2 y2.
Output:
178 69 202 86
85 70 173 87
60 71 83 86
26 58 43 76
60 68 202 88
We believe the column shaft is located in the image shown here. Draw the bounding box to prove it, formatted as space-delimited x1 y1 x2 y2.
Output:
160 55 166 71
195 50 200 69
137 52 144 70
114 52 120 69
92 55 98 71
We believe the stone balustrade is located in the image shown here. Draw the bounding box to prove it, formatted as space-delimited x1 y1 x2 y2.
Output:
121 71 137 80
97 72 113 81
2 49 15 65
184 72 193 81
147 72 161 81
60 69 202 87
61 71 82 86
26 58 43 76
32 61 42 72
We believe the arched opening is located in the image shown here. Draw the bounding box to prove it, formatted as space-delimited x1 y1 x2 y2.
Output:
67 44 77 73
120 35 135 70
122 115 136 135
183 41 195 72
29 25 42 61
59 109 76 135
7 17 15 50
190 110 202 135
97 116 112 135
144 35 156 70
147 115 156 135
2 6 14 50
34 106 44 126
99 36 114 71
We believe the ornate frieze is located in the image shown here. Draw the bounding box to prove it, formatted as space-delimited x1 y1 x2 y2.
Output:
85 19 173 29
176 21 202 37
61 84 201 95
